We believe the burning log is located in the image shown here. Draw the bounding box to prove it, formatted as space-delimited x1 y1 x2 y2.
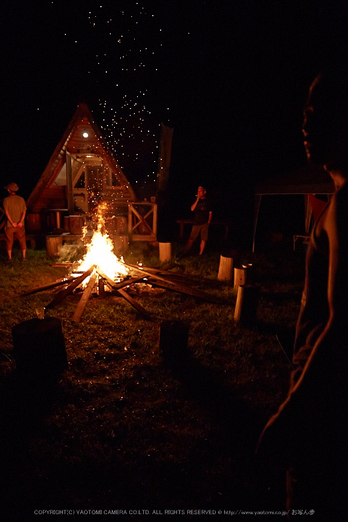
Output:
98 273 106 298
72 273 98 322
45 266 96 310
21 276 76 296
96 268 151 319
21 261 226 323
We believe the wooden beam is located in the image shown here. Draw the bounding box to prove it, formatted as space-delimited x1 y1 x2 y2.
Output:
72 273 97 322
126 263 222 287
117 288 151 319
146 277 225 304
124 263 225 304
45 266 95 310
96 268 146 290
21 276 75 296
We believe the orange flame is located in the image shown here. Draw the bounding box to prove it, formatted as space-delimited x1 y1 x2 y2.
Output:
74 204 129 285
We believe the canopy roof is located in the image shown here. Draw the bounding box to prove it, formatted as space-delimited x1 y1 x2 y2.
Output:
255 164 335 196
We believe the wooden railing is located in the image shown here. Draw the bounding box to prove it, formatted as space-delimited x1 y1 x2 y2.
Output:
128 202 157 241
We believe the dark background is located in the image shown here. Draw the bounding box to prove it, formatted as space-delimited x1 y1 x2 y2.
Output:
1 0 348 244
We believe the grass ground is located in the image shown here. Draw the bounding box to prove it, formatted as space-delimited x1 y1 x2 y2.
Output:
0 241 306 520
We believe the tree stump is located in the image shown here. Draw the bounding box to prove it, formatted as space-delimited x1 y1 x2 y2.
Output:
242 263 254 284
159 242 172 262
68 215 84 234
159 320 189 368
234 284 259 326
217 255 233 281
234 267 247 289
46 236 63 257
12 317 68 380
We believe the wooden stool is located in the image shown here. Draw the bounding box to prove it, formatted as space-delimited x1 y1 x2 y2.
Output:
159 242 172 262
46 236 63 257
234 285 259 326
217 255 233 282
234 267 247 289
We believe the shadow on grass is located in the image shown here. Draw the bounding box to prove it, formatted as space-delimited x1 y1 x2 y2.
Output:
164 353 288 512
0 370 62 519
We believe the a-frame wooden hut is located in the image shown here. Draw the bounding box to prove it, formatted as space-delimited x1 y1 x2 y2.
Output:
27 103 138 236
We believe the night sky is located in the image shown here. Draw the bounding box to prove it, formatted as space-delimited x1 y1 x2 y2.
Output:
2 0 348 229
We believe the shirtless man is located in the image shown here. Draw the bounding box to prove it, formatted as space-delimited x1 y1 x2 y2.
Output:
257 66 348 519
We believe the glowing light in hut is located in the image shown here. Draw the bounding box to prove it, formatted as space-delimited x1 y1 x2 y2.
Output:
75 204 129 286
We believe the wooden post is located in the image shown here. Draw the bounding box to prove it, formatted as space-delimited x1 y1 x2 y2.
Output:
46 236 63 257
98 274 106 298
159 242 171 262
159 320 189 368
64 216 70 232
234 267 247 289
234 284 259 326
152 203 158 236
128 204 133 235
12 317 67 380
66 151 74 214
217 255 233 281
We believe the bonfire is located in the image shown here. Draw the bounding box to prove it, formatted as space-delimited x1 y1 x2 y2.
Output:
74 203 129 287
22 204 225 322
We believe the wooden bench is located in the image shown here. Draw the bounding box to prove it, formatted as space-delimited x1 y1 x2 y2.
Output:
176 219 232 240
